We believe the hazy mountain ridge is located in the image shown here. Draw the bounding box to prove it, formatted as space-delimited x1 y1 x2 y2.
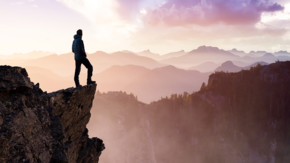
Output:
161 46 237 67
138 49 161 60
136 47 290 61
188 62 220 72
274 50 290 56
122 65 211 103
137 49 187 61
4 45 287 103
248 50 268 57
89 61 290 163
215 61 269 72
160 46 290 68
2 46 289 103
228 48 247 56
25 65 210 103
0 51 164 76
1 46 289 74
160 46 241 68
161 50 186 59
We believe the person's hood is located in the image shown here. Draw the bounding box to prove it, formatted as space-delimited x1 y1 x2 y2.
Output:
74 34 81 40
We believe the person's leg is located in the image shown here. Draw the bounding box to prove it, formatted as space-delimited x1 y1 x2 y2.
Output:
82 58 93 83
74 59 82 87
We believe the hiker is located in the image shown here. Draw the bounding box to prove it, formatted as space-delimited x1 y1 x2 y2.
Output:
72 29 96 88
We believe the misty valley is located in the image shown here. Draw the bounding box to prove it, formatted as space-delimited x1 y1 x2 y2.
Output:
88 62 290 163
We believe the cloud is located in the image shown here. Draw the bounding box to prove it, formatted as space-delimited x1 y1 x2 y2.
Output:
57 0 138 39
261 3 290 22
57 0 118 24
115 0 143 22
56 0 139 52
55 0 289 54
57 0 284 30
256 3 290 36
141 0 284 26
140 9 147 14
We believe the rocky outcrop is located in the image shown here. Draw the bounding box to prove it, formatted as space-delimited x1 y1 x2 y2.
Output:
0 66 104 163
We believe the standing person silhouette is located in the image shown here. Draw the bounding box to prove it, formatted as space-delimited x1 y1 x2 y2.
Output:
72 29 96 88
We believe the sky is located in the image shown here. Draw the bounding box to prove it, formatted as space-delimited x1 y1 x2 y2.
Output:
0 0 290 55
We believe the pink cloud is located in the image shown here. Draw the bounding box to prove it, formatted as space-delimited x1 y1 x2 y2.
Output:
141 0 284 26
116 0 143 22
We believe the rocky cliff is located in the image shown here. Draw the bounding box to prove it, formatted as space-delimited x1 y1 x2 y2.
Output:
0 66 104 163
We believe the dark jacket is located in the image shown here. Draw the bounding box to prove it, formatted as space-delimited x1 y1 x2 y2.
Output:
72 34 87 60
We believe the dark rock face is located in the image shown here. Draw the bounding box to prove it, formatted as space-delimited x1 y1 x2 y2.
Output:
0 66 33 92
0 66 104 163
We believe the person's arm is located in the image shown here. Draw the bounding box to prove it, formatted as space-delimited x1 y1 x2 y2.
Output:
80 40 86 56
72 41 75 53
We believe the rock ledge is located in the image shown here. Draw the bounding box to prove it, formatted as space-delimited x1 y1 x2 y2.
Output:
0 66 104 163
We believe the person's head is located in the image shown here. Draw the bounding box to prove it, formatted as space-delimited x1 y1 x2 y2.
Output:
77 29 83 37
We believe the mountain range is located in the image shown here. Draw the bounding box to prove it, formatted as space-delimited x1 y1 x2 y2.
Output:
26 65 210 103
2 46 289 75
1 51 164 76
160 46 290 69
161 46 240 68
3 45 289 103
215 61 269 72
138 49 186 61
188 62 220 72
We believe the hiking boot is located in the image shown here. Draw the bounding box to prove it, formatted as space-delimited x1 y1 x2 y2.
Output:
87 80 96 85
76 84 82 88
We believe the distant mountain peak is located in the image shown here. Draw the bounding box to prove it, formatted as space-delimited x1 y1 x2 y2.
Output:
250 50 268 54
122 50 134 53
142 49 151 53
137 49 160 59
187 46 235 57
276 50 288 53
274 50 289 55
230 48 244 52
172 50 185 53
139 49 155 54
196 45 220 52
221 61 235 66
263 53 275 57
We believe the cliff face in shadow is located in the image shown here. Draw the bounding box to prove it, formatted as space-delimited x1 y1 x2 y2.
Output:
0 66 104 163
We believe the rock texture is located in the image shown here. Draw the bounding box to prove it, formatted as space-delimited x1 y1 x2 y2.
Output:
0 66 104 163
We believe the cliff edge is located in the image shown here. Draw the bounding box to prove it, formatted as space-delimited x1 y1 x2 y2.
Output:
0 66 104 163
